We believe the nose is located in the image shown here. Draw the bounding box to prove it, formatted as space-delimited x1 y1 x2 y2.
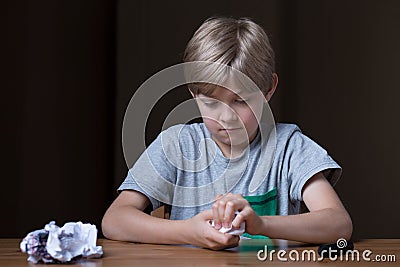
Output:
219 104 238 122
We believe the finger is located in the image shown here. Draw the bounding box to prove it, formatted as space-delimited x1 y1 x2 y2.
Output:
232 206 252 228
224 198 248 227
207 231 239 250
212 201 222 229
223 200 236 228
213 193 224 201
226 235 240 249
217 200 226 228
204 227 225 249
221 233 240 249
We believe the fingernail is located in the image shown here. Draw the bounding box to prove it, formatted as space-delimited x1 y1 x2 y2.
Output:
215 223 221 229
223 223 229 228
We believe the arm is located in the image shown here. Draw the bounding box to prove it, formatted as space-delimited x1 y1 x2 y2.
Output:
102 190 239 249
212 172 353 243
260 172 353 243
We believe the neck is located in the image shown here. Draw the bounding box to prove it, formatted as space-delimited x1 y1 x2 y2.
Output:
219 142 248 159
214 129 258 159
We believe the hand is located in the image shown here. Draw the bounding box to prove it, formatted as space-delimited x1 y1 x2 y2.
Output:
212 193 263 235
184 209 239 250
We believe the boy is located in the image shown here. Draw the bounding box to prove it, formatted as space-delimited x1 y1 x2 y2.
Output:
102 17 352 250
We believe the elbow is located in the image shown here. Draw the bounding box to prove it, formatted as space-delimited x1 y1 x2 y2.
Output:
320 209 353 243
101 215 110 239
334 211 353 242
101 211 115 240
340 214 353 241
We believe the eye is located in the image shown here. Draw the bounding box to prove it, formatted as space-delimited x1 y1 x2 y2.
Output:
235 98 249 104
200 99 218 107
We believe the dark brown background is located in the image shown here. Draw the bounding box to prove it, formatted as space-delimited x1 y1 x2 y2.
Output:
2 0 399 239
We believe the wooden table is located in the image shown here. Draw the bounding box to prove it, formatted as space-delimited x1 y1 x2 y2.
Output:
1 238 399 266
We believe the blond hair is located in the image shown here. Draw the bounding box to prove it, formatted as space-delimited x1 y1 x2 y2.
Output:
183 17 275 95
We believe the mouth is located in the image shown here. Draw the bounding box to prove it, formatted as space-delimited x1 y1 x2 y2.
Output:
219 128 242 132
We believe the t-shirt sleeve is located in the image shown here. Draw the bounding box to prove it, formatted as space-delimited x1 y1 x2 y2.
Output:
285 130 342 202
118 129 178 211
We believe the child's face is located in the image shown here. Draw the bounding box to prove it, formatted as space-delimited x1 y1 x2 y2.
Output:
194 86 265 151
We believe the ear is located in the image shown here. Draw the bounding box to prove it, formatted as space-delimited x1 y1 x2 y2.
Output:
264 73 278 102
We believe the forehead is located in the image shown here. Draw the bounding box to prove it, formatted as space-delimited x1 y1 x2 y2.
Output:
197 77 258 97
199 85 257 99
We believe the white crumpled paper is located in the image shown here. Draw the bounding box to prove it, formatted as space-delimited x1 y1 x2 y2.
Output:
20 221 103 264
209 211 245 235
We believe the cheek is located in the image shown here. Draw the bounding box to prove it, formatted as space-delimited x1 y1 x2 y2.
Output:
197 106 215 119
198 107 220 127
237 108 258 126
203 117 221 130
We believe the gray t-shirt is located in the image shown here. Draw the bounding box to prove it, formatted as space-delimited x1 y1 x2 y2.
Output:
118 123 341 220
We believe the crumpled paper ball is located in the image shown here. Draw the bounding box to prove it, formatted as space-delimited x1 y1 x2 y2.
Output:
20 221 103 264
209 211 245 235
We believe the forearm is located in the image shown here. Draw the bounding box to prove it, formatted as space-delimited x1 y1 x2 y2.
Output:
259 208 353 244
102 205 189 244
